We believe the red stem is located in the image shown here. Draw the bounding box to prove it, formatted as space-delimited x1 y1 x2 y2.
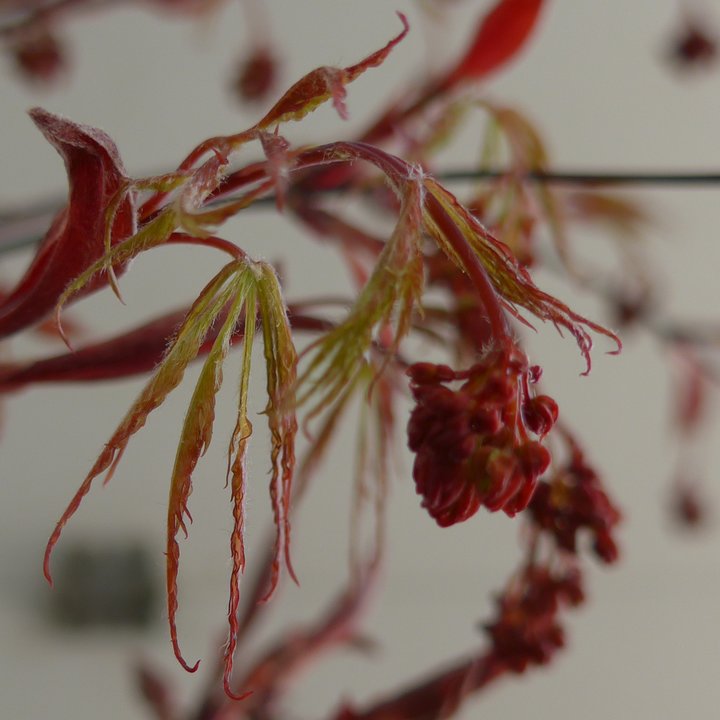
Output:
165 232 246 261
336 652 506 720
424 192 511 348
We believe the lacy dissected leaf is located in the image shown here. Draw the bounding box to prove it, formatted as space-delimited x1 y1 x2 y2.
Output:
293 360 394 575
170 12 408 180
256 264 299 596
44 257 300 691
480 102 548 168
134 13 409 234
44 260 245 586
222 284 257 699
166 265 258 674
256 12 409 128
441 0 546 89
222 262 298 697
293 140 616 374
422 178 620 372
473 101 571 269
298 180 424 417
0 108 135 339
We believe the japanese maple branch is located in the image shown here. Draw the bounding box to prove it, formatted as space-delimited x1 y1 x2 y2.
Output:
2 168 719 254
438 169 720 185
327 651 506 720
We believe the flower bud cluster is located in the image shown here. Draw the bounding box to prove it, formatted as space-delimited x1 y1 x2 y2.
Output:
407 348 558 527
528 441 621 563
485 565 584 673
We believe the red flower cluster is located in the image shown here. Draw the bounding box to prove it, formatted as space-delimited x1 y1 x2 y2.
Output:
485 565 584 673
406 349 557 527
528 440 621 563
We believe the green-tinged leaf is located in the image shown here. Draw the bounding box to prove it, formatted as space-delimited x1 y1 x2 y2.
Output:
161 12 408 199
256 264 299 597
298 180 425 417
477 102 573 271
166 265 257 674
44 259 243 585
423 178 621 373
221 262 299 698
222 285 257 699
257 13 409 128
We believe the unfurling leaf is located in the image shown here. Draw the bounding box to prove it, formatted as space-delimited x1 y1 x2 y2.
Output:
44 257 299 694
166 264 257 674
298 179 424 418
133 13 410 238
255 264 299 598
222 263 299 697
422 178 621 373
0 109 135 340
257 12 409 128
44 260 245 590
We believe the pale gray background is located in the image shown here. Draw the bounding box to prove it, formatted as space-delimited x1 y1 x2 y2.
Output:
2 1 720 718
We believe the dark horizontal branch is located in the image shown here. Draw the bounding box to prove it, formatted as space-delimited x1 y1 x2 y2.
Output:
2 168 719 254
440 169 720 185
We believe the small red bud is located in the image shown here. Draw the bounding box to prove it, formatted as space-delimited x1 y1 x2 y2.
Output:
593 531 619 564
517 442 551 476
407 362 456 385
522 395 559 438
468 408 503 436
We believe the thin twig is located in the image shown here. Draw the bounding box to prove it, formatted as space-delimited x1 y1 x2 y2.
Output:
440 169 720 185
2 168 719 255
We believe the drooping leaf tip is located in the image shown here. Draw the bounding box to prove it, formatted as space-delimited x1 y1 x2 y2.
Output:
222 678 253 703
396 11 410 35
170 633 200 674
54 307 73 352
42 550 54 587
